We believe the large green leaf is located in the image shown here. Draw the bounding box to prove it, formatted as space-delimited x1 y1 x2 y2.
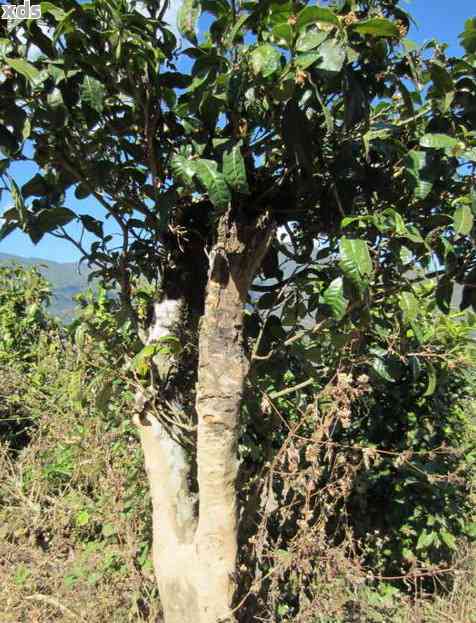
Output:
453 205 474 236
178 0 202 44
321 278 348 320
419 133 460 152
5 58 40 82
223 146 249 195
194 159 231 211
80 76 105 113
251 44 282 78
339 238 373 294
297 6 339 30
296 30 327 53
352 18 400 38
398 291 418 323
317 40 346 73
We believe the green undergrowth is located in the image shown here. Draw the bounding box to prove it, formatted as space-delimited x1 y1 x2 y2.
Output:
0 265 475 622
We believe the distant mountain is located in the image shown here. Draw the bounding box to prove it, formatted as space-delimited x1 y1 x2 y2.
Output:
0 252 92 321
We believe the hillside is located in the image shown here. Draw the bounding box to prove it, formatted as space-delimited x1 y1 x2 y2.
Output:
0 252 92 321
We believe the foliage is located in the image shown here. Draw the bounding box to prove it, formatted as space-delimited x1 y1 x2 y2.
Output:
1 0 476 620
0 270 157 622
0 264 52 364
239 268 476 619
0 266 474 622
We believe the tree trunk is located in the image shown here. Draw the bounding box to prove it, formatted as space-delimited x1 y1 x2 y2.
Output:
135 214 273 623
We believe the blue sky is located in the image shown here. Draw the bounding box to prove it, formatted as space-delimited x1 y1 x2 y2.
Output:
0 0 474 263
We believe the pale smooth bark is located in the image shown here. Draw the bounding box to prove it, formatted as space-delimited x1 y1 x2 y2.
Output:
135 215 273 623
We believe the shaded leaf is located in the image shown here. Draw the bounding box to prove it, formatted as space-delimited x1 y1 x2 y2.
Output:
22 174 49 198
405 151 433 200
36 207 76 232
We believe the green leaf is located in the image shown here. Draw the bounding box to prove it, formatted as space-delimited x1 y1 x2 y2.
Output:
36 207 76 232
194 159 231 211
40 2 68 20
170 155 197 187
223 146 249 195
296 30 327 52
130 344 157 374
405 150 433 200
416 529 435 550
297 6 339 30
352 18 400 38
317 40 346 73
440 530 456 550
0 38 13 59
251 44 282 78
80 76 105 113
423 362 437 397
399 291 418 323
372 357 396 383
459 17 476 54
321 277 348 320
75 510 90 527
295 52 322 70
339 238 373 292
272 23 293 48
227 13 249 44
453 205 473 236
178 0 201 44
10 179 28 228
419 133 460 152
5 58 40 82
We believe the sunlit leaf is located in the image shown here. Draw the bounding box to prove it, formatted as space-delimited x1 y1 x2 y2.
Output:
453 205 473 236
352 18 400 38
